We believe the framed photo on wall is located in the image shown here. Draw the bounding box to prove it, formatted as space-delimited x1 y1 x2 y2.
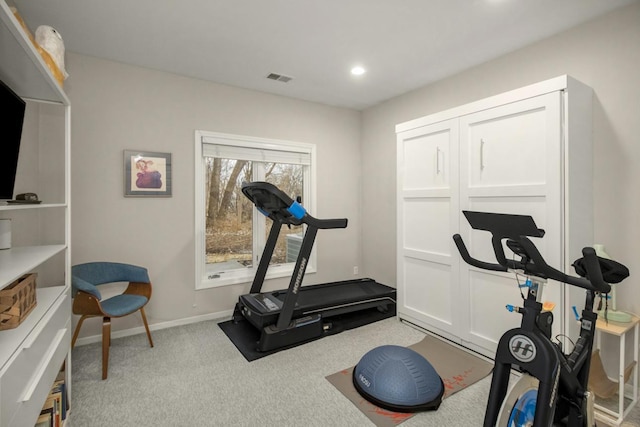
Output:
124 150 172 197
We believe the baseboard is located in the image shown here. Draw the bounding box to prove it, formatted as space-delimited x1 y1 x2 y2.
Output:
74 309 234 347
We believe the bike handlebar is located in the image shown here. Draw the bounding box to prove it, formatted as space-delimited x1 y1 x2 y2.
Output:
517 239 610 293
453 234 507 272
453 220 611 294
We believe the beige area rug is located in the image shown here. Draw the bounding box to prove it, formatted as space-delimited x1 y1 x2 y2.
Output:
326 333 493 427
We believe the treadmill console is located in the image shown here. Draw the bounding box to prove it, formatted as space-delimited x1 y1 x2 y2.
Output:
241 181 305 225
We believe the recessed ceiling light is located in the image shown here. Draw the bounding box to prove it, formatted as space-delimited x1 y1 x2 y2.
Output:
351 66 366 76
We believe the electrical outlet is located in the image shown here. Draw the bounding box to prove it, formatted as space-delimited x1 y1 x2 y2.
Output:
353 266 359 275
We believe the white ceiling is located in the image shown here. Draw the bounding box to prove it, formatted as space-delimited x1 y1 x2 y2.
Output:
13 0 638 110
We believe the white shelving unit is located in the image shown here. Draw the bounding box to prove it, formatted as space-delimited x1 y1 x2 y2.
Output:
0 246 66 285
0 1 71 426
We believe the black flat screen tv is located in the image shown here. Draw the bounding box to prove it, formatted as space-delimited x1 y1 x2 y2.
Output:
0 79 26 200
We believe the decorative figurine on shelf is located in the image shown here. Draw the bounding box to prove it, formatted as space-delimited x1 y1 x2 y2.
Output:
593 243 632 323
35 25 69 81
9 6 68 86
7 193 41 205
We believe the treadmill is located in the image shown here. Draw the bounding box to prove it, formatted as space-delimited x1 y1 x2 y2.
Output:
232 181 396 352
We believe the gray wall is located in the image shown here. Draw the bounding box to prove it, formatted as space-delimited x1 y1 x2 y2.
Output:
66 54 362 339
361 3 640 314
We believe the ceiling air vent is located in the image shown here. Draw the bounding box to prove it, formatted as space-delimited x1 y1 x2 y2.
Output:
266 73 293 83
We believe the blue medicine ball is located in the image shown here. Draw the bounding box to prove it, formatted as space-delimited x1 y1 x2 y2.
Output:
353 345 444 412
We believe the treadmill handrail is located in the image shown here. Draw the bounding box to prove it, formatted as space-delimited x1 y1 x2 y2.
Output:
305 215 348 229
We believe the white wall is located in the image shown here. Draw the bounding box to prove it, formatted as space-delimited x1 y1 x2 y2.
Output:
65 54 362 339
361 3 640 315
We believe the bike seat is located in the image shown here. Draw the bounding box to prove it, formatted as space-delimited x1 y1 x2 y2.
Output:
572 256 629 284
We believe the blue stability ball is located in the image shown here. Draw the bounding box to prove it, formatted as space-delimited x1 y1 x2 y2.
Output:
353 345 444 412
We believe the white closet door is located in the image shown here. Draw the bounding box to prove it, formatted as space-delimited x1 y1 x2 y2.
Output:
458 91 563 355
397 119 460 340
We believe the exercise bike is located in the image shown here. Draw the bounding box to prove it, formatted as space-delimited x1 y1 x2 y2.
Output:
453 211 628 426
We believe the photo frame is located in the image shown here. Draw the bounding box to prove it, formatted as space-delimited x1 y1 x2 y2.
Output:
124 150 172 197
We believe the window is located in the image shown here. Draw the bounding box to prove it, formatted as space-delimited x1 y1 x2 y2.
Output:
195 131 316 289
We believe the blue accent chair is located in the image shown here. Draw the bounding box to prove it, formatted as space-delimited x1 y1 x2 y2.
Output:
71 262 154 379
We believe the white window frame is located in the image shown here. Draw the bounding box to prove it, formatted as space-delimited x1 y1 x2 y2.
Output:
195 130 317 289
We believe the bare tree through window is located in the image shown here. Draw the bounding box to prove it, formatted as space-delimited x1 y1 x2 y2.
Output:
205 158 304 269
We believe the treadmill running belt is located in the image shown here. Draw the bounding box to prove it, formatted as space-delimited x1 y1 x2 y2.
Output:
278 281 388 307
273 279 394 308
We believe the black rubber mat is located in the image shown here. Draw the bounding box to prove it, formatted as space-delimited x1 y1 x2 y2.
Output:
219 306 396 362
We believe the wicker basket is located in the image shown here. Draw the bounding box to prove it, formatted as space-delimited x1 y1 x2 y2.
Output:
0 273 37 331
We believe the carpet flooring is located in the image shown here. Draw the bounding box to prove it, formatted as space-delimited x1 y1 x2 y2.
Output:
67 316 640 426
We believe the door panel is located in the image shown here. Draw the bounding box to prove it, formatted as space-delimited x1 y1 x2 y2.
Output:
401 121 452 190
402 257 453 326
403 198 451 255
397 119 459 337
458 92 563 356
468 270 523 346
461 94 560 189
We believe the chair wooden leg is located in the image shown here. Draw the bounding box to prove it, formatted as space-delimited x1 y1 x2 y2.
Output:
140 307 154 348
71 315 88 349
102 317 111 380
